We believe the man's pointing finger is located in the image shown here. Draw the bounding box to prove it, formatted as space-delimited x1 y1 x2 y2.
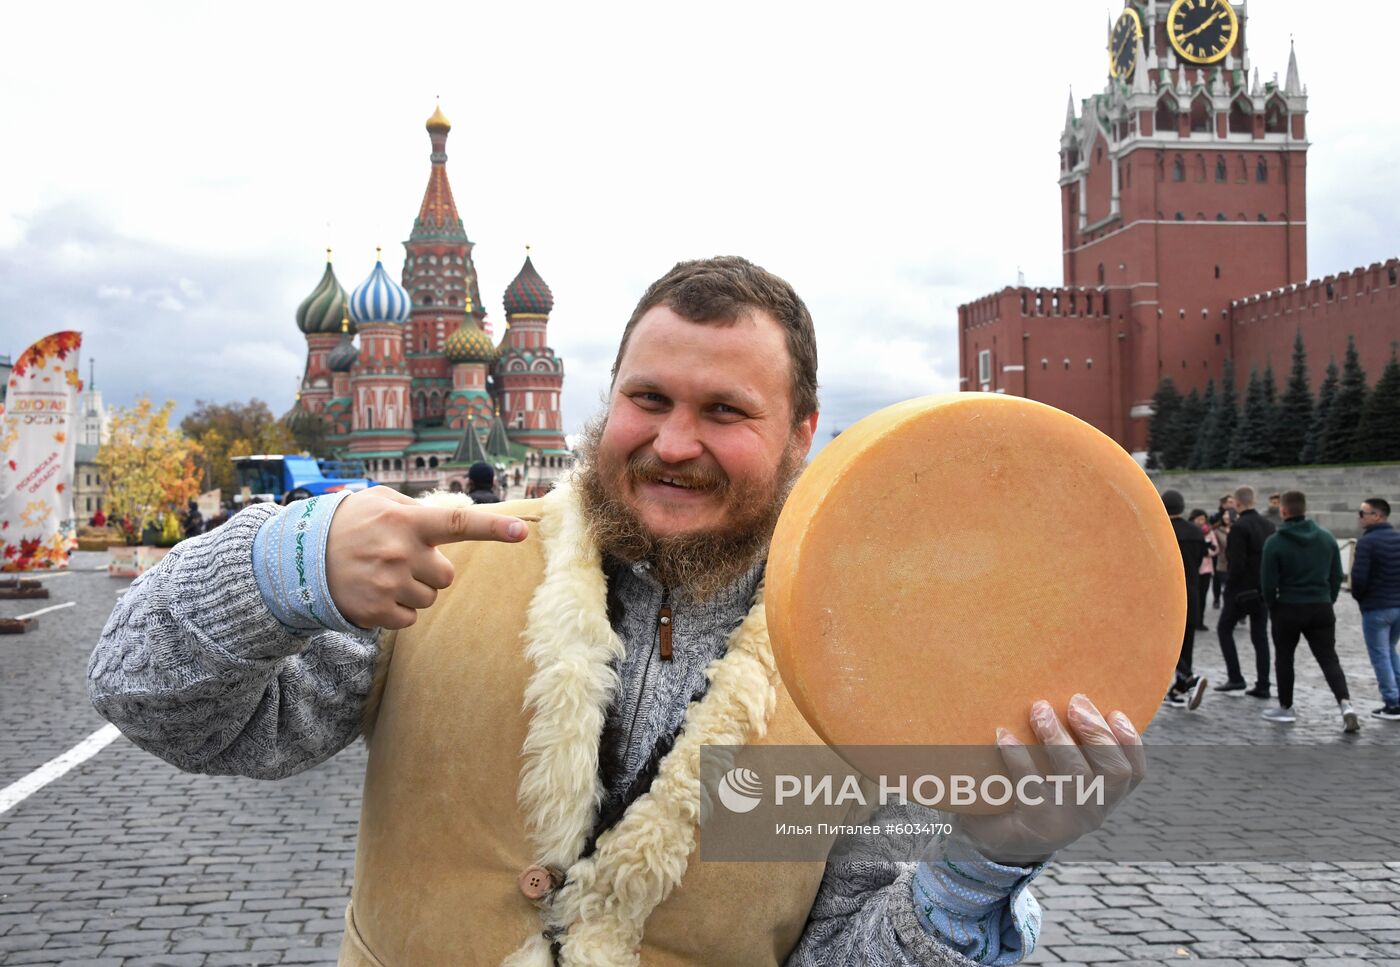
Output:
417 505 529 546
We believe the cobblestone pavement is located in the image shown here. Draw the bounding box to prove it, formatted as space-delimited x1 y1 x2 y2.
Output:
2 551 1398 965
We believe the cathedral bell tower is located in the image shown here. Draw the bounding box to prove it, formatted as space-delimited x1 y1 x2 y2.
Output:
1058 0 1307 449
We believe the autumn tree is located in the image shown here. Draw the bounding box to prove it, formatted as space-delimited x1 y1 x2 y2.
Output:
97 398 204 538
181 399 299 494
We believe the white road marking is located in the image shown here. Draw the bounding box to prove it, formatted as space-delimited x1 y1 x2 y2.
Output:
24 571 71 580
0 724 122 816
13 602 77 620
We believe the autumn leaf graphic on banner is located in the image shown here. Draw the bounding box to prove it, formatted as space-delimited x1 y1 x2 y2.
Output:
1 330 82 570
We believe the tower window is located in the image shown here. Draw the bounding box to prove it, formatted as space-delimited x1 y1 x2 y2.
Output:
1215 157 1227 182
1258 213 1268 221
1215 334 1222 345
1214 265 1221 279
1216 212 1227 221
1155 96 1178 136
1326 283 1335 301
1190 96 1212 134
1172 156 1185 182
1228 98 1252 134
1041 358 1048 370
1389 266 1398 286
1256 158 1268 182
1175 212 1185 221
1063 358 1071 370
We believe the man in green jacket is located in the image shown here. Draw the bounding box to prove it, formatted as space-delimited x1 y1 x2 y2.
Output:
1259 490 1360 732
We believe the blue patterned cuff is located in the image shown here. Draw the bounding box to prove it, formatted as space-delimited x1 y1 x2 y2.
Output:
251 492 365 635
911 837 1046 965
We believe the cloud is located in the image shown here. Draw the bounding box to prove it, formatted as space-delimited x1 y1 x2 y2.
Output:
0 204 308 420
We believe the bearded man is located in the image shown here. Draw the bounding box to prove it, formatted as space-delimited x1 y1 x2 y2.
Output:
89 257 1141 966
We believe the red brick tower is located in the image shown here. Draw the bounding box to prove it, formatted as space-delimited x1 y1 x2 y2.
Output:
960 0 1309 454
401 104 489 427
495 251 566 451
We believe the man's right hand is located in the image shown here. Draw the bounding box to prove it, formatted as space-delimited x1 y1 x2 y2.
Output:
325 487 528 629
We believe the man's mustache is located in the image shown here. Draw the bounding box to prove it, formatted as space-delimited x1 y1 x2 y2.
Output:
626 455 729 494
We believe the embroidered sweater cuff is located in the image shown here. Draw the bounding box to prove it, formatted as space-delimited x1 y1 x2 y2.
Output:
911 837 1046 966
252 492 364 635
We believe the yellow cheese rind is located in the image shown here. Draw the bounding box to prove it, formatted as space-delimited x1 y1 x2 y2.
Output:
766 393 1183 758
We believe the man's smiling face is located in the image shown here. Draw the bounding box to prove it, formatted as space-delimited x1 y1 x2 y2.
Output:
597 303 816 540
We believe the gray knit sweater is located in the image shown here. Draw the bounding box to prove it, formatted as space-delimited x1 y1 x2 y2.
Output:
87 503 988 967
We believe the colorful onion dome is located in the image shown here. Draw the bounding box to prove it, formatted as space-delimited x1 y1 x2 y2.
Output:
295 252 350 334
444 318 497 364
503 252 553 316
282 394 322 437
327 313 359 372
349 249 411 325
426 103 451 133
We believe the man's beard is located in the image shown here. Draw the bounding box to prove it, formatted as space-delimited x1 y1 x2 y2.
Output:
573 414 804 601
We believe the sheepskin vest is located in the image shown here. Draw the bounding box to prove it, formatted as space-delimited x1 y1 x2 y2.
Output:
337 484 829 967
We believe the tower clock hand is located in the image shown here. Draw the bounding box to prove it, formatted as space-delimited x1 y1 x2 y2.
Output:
1180 9 1224 41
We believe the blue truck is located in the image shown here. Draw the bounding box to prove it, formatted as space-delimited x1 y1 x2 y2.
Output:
231 455 377 505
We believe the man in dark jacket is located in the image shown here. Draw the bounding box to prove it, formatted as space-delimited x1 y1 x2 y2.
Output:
1259 490 1359 732
1216 486 1275 696
1163 490 1208 709
466 462 502 504
1351 497 1400 720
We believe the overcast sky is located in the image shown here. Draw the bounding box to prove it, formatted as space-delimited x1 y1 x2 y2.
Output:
3 2 1397 453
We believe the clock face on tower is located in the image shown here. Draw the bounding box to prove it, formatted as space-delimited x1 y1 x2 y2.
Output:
1167 0 1239 65
1110 8 1143 81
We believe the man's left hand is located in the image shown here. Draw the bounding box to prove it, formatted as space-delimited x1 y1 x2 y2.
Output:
953 694 1145 865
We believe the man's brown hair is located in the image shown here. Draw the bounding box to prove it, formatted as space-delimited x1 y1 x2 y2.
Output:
1280 490 1307 517
611 256 819 426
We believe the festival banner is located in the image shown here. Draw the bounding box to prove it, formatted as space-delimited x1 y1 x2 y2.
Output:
0 331 83 570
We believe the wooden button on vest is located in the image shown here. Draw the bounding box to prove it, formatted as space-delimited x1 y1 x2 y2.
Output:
518 865 554 900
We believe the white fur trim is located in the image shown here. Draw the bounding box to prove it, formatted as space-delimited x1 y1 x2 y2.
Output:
506 481 780 967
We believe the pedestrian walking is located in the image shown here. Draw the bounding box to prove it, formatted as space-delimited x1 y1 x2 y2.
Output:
1215 486 1274 695
1163 490 1209 709
1190 509 1216 632
1259 491 1359 732
1264 493 1283 526
1350 497 1400 721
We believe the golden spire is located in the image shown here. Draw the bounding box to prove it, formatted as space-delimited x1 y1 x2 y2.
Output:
340 307 350 333
525 243 532 256
375 245 382 262
464 293 474 315
326 246 333 264
426 101 451 133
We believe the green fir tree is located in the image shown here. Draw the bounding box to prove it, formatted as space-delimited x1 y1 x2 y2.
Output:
1171 388 1207 471
1274 330 1312 466
1205 357 1238 468
1228 368 1275 468
1147 378 1183 469
1188 378 1217 470
1355 349 1400 462
1301 359 1339 465
1320 336 1368 464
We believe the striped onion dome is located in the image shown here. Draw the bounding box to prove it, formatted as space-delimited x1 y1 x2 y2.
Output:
444 318 496 364
503 254 553 316
327 317 359 372
349 251 412 325
295 255 350 334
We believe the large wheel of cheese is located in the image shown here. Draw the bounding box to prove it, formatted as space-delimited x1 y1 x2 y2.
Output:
766 393 1182 760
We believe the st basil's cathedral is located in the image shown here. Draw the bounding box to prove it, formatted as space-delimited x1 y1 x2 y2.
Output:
288 104 570 496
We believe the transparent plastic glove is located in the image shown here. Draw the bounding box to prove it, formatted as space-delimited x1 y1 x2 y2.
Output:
951 694 1146 866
